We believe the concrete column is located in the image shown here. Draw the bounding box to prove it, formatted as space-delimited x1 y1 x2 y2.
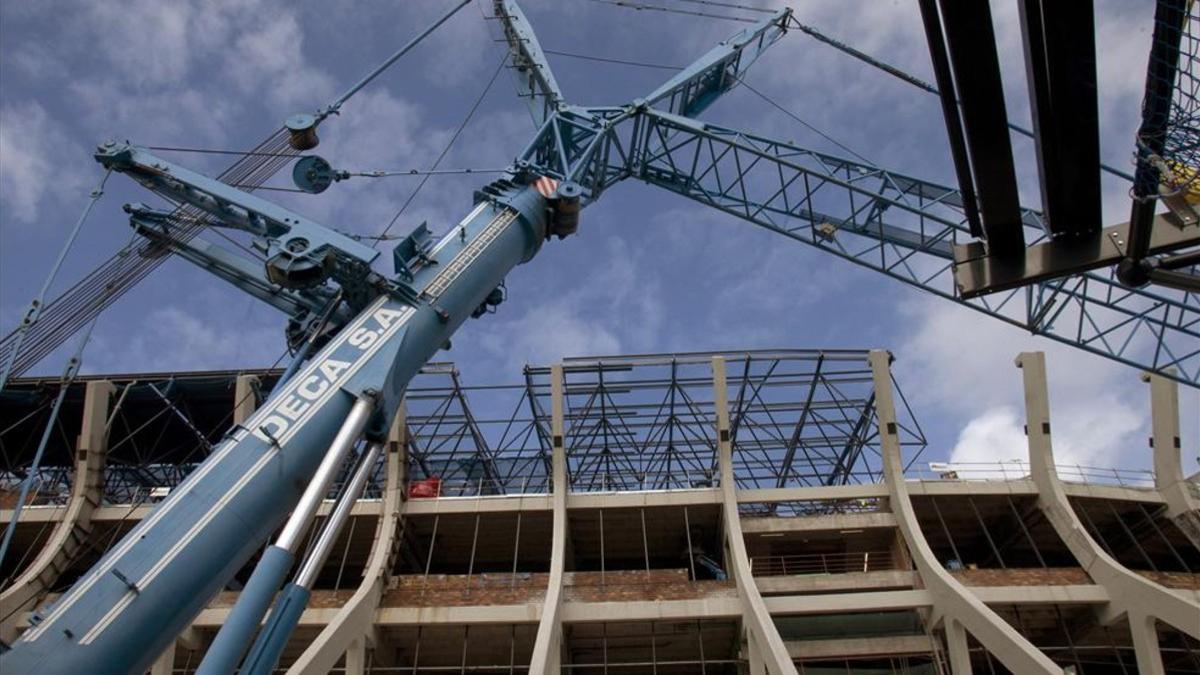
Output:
1 379 115 644
747 631 766 674
945 618 973 675
149 640 176 675
1016 352 1199 664
1128 612 1165 675
868 351 1061 675
712 356 797 675
1145 370 1200 550
529 363 567 674
344 636 367 675
287 404 408 674
234 374 260 426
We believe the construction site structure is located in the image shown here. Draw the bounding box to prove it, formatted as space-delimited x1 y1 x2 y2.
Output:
0 0 1198 672
1 350 1198 673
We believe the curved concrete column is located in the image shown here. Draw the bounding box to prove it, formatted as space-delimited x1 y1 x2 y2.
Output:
1 380 114 644
529 363 566 674
868 351 1061 675
1016 352 1200 675
288 405 407 674
1144 371 1200 550
712 356 797 675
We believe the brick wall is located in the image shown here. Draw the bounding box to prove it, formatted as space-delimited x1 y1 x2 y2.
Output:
563 569 735 603
1137 570 1200 589
210 589 357 609
950 567 1092 586
378 568 735 607
383 572 549 607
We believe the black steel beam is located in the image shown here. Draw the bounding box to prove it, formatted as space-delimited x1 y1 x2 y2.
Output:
953 212 1200 297
917 0 983 240
933 0 1026 256
1147 267 1200 292
1019 0 1102 240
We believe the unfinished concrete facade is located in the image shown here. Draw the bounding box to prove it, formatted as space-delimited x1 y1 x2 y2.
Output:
1 350 1198 673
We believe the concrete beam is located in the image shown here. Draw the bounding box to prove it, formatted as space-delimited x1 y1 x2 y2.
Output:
967 584 1108 605
712 356 797 675
907 479 1166 505
740 511 896 534
402 494 552 515
869 351 1062 675
193 606 344 628
1016 352 1200 666
906 481 1037 497
375 603 544 625
753 570 918 595
570 488 721 509
529 364 566 674
287 405 407 675
738 484 888 504
192 582 1113 630
1145 370 1200 550
1060 483 1165 505
785 634 936 660
764 590 931 615
1 380 114 644
562 597 742 623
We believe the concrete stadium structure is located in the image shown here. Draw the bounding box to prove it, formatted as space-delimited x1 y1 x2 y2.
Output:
1 349 1197 674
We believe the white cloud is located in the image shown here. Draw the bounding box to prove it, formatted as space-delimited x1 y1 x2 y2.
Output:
479 302 623 365
470 234 663 367
947 406 1031 476
89 302 281 373
948 400 1143 477
83 0 193 88
224 12 336 109
0 101 85 223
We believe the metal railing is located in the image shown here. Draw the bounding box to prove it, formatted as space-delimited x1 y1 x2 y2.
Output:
749 550 893 577
908 461 1157 488
739 496 886 518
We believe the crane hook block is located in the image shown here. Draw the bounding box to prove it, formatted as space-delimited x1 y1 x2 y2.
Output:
293 155 335 194
285 113 320 151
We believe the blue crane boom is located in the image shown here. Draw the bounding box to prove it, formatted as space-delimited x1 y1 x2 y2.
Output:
2 1 1196 672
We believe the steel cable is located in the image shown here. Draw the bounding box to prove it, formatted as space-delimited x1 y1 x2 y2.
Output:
374 54 509 245
0 130 290 379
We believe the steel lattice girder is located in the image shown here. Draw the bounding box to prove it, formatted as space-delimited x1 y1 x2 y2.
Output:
517 107 1200 387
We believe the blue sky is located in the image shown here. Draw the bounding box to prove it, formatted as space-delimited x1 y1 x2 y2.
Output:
1 0 1196 474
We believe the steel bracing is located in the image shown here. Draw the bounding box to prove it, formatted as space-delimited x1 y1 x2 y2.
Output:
2 351 924 512
528 350 925 493
380 350 927 499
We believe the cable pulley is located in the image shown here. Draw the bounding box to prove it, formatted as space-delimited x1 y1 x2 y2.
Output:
290 154 508 194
